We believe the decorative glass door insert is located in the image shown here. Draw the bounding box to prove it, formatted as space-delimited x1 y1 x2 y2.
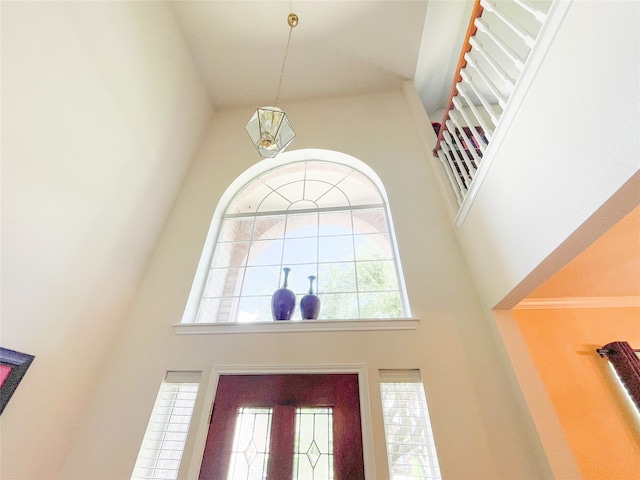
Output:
293 407 334 480
226 408 273 480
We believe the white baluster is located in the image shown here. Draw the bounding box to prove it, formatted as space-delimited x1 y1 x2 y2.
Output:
450 97 488 156
443 130 474 187
475 18 526 71
481 0 537 48
460 70 500 126
470 36 516 91
437 151 466 205
465 52 509 108
441 143 470 195
434 0 555 210
513 0 548 23
449 109 483 166
445 120 477 178
449 100 486 154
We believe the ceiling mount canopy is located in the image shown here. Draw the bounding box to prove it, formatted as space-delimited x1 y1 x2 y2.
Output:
245 13 299 158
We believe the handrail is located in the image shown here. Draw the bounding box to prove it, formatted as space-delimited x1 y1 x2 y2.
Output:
431 0 550 207
433 0 484 156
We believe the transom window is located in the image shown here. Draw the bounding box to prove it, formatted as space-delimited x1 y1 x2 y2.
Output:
190 159 408 323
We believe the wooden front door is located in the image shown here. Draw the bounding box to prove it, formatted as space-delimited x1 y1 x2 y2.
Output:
199 374 365 480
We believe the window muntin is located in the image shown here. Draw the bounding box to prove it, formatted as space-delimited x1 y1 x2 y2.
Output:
191 160 407 324
131 372 200 480
379 370 442 480
227 163 383 215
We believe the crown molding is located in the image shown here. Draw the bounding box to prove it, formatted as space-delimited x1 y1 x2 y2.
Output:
515 296 640 310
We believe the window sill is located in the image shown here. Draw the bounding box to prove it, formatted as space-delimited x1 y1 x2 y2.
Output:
173 318 419 335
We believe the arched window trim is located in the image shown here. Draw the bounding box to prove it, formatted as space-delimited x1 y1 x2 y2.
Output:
176 149 417 334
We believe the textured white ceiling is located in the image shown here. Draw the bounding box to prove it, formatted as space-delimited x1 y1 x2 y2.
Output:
170 0 472 116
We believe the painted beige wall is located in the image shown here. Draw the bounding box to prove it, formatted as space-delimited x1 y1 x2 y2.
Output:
514 307 640 479
0 2 211 478
61 90 550 479
454 0 640 311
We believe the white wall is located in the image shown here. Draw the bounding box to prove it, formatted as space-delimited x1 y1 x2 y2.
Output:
61 90 551 479
455 0 640 310
0 3 211 478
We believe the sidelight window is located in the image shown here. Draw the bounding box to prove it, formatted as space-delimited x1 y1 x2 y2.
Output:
380 369 442 480
131 372 201 480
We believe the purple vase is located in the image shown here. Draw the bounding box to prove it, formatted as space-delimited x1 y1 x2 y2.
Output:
271 267 296 320
300 275 321 320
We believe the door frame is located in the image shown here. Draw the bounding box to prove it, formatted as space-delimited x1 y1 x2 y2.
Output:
186 364 376 479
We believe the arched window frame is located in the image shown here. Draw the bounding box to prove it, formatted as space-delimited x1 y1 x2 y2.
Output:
177 150 416 334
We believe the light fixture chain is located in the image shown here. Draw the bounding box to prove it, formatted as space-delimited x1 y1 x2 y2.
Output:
274 25 294 106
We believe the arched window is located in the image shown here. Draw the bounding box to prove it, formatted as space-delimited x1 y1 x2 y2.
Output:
183 152 410 324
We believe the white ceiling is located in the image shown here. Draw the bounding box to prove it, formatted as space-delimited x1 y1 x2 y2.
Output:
170 0 473 116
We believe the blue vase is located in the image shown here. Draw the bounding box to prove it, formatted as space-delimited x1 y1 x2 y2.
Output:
300 275 321 320
272 267 296 320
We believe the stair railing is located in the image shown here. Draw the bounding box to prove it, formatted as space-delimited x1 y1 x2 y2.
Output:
433 0 551 207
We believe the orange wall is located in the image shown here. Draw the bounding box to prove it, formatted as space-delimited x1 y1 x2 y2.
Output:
514 307 640 479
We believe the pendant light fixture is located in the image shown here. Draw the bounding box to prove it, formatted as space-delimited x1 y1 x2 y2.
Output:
245 13 298 158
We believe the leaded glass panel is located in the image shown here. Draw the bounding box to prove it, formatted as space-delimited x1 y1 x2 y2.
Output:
227 408 273 480
293 408 334 480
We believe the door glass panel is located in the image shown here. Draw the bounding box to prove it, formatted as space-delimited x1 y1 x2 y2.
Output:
227 408 273 480
293 407 334 480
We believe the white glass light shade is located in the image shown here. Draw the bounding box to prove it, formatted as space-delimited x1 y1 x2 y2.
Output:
245 106 295 158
